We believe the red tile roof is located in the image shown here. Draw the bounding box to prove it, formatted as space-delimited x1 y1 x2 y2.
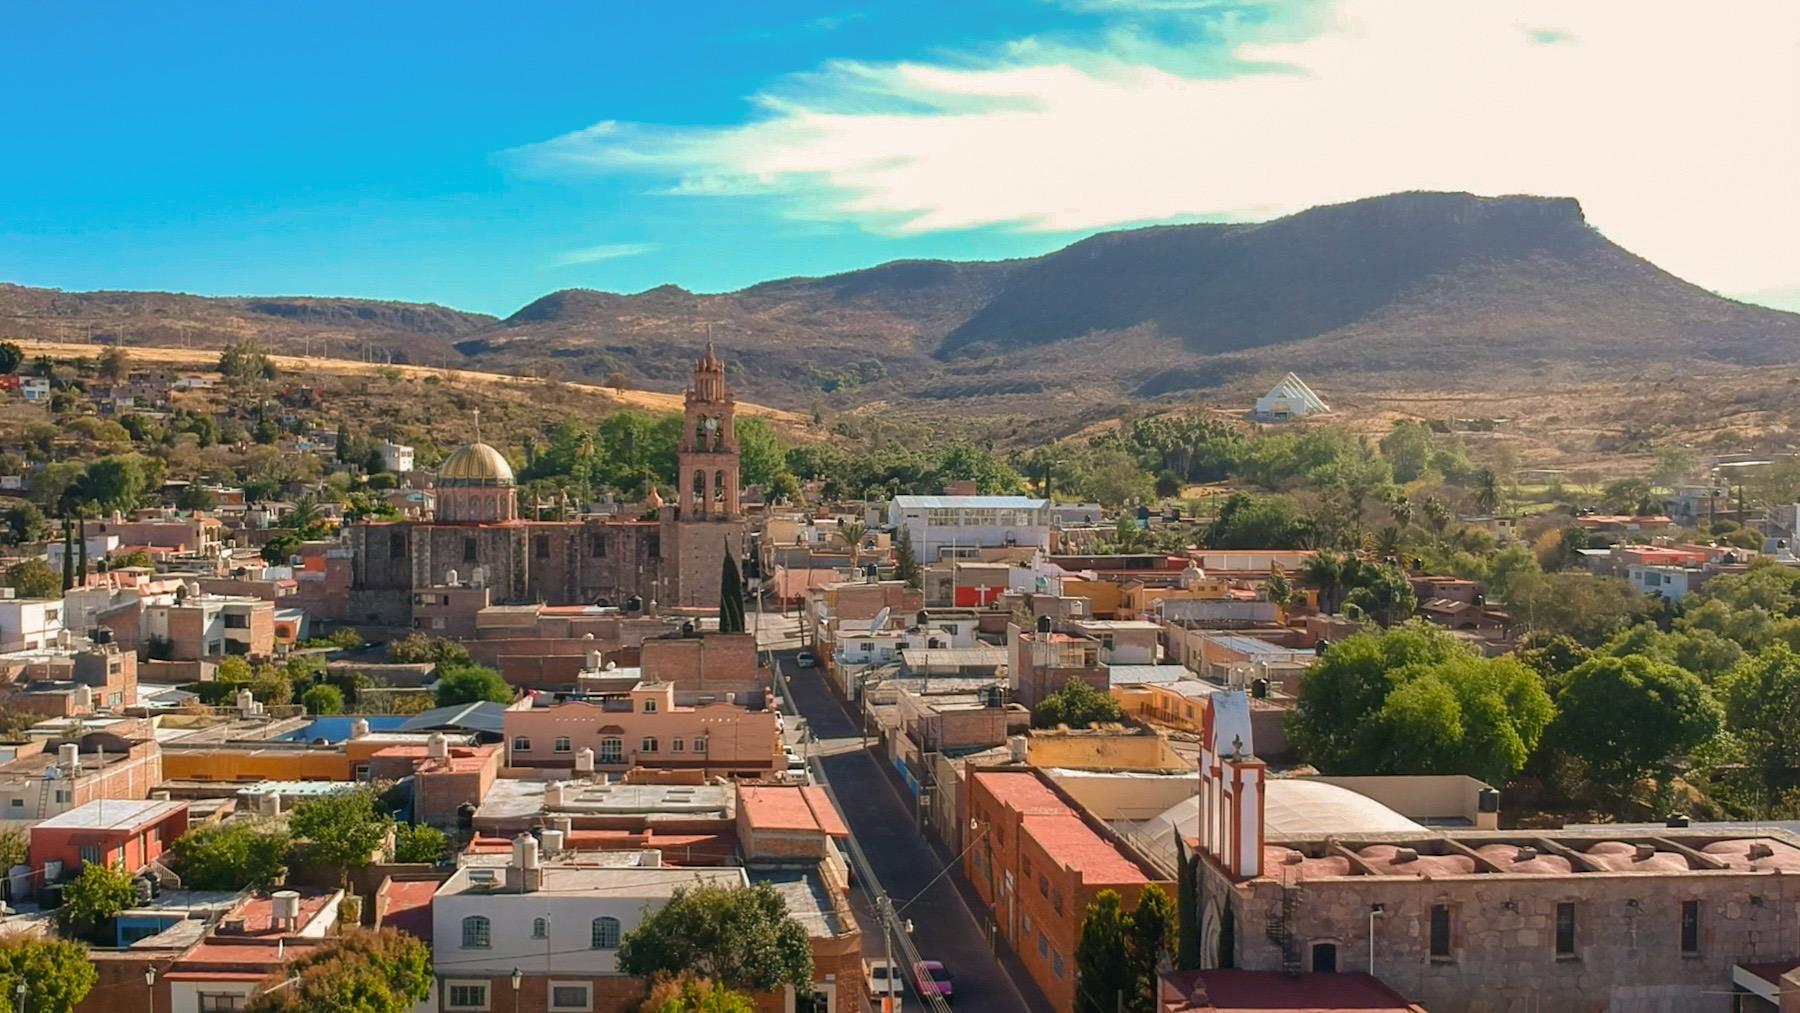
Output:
978 771 1148 885
801 786 849 838
378 878 439 943
740 785 847 838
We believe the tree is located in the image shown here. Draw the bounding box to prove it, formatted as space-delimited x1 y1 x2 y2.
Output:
1033 677 1124 729
1286 622 1554 785
1552 654 1721 786
839 521 868 570
641 975 756 1013
386 632 472 667
719 553 747 634
302 684 344 715
261 532 304 566
0 503 43 546
218 340 278 383
1652 445 1699 490
1600 478 1654 515
1502 571 1645 646
0 936 97 1013
56 861 135 939
96 346 129 382
607 371 630 393
617 883 814 994
60 521 73 592
1074 890 1133 1013
0 341 22 375
176 484 217 513
1343 565 1417 627
894 525 921 589
5 558 61 599
67 454 150 515
1126 885 1176 1013
735 417 789 491
168 821 291 890
1379 420 1433 484
289 790 393 883
0 828 23 872
1719 644 1800 810
1298 549 1360 615
393 822 448 864
1263 567 1296 608
244 930 431 1013
434 664 512 706
1153 471 1182 500
1471 468 1502 514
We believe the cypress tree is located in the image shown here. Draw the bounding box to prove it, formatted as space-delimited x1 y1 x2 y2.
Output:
76 516 87 583
61 521 74 592
719 552 747 634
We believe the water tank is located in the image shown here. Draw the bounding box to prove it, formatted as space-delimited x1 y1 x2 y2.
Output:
544 781 566 807
1036 614 1052 634
457 802 476 830
271 890 302 931
427 733 449 760
575 748 595 775
58 743 79 770
446 569 459 586
1008 735 1027 763
512 834 541 870
541 829 565 854
552 816 573 835
350 718 370 740
585 650 602 670
73 685 93 712
1477 788 1500 813
639 850 662 868
1251 678 1269 699
236 688 256 715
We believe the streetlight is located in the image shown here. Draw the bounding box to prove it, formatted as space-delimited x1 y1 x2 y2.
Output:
15 981 26 1013
144 966 157 1013
510 967 523 1013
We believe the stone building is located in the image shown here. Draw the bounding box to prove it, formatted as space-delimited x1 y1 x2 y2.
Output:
346 346 748 620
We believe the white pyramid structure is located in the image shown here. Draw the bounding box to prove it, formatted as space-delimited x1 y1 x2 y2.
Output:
1254 372 1329 421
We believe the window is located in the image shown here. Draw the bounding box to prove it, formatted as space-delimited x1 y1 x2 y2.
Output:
1022 910 1031 935
1052 889 1062 915
1037 874 1048 898
78 845 102 866
6 799 19 809
224 613 249 628
432 617 446 630
599 737 623 763
532 918 547 939
198 994 246 1012
591 916 621 949
447 984 489 1010
512 736 532 753
553 737 571 753
1429 905 1452 959
1311 942 1338 973
1052 951 1064 979
647 534 660 559
1681 900 1700 954
642 699 657 713
461 915 491 948
641 737 658 753
390 532 407 559
1037 932 1048 957
463 538 478 562
535 535 551 559
1555 903 1576 957
591 535 607 558
671 738 685 752
693 737 706 753
550 985 590 1011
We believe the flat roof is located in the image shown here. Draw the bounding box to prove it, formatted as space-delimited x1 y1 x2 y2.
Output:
1107 665 1192 686
476 778 731 822
34 798 186 831
976 770 1149 885
739 785 849 838
1201 633 1314 656
440 862 746 897
748 866 847 939
891 496 1050 509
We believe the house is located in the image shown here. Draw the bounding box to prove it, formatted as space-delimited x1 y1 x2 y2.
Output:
501 686 781 777
1629 563 1705 602
887 494 1052 563
0 595 66 652
378 442 415 473
1252 373 1328 421
20 376 51 402
145 592 276 659
30 797 188 875
0 733 163 827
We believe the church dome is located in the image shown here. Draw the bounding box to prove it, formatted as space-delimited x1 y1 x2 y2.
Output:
437 442 515 485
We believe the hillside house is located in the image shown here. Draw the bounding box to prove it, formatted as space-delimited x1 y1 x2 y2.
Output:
1253 373 1329 421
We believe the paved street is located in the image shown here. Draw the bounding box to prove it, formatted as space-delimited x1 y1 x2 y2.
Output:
768 645 1052 1013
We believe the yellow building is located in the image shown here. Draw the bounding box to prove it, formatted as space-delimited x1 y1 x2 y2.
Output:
1025 724 1186 772
1110 680 1214 733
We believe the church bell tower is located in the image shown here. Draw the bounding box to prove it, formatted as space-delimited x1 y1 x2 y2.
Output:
661 343 746 608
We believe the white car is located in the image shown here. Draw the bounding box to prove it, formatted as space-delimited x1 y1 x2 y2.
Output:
866 959 904 1010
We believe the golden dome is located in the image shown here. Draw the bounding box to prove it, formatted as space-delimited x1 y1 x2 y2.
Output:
437 442 515 485
645 486 665 509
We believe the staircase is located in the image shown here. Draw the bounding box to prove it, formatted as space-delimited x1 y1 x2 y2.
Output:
1263 883 1303 976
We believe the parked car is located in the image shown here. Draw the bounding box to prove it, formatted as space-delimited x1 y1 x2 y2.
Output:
866 958 904 1010
796 651 816 668
913 961 953 1001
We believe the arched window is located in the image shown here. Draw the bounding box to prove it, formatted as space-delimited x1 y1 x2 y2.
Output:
591 916 621 949
598 737 623 764
692 470 706 510
713 469 725 503
462 915 491 948
532 917 547 939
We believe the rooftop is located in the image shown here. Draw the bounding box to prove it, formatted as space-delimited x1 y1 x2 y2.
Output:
439 861 746 897
891 495 1050 510
739 785 850 838
1107 665 1194 686
476 778 731 822
398 701 507 735
34 797 185 831
977 770 1150 885
1201 634 1316 656
748 866 849 939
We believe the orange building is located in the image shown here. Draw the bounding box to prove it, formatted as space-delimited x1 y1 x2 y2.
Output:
31 797 188 876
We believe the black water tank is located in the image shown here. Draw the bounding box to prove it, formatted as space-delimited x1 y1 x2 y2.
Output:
1036 614 1052 634
1666 813 1691 828
1251 679 1268 699
1478 788 1500 813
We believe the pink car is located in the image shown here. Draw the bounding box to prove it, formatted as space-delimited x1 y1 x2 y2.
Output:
913 961 953 1001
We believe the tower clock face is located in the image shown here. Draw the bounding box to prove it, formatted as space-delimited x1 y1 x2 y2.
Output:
704 418 718 431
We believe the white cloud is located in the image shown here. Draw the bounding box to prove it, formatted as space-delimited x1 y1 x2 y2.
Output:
551 242 656 267
519 0 1800 298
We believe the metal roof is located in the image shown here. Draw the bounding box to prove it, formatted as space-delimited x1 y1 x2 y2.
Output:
891 496 1050 510
1106 665 1193 686
398 700 508 735
35 798 186 831
1201 633 1315 657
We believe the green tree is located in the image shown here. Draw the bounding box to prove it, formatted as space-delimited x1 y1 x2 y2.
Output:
434 664 512 706
302 684 345 715
96 346 129 382
1343 565 1417 627
244 930 431 1013
1263 567 1296 608
1379 420 1433 484
1298 549 1360 615
719 553 747 634
1652 445 1699 490
218 340 278 383
641 975 756 1013
617 883 814 994
734 417 789 491
1286 622 1554 785
0 828 25 871
1126 885 1176 1013
1552 654 1721 786
3 503 48 545
1719 644 1800 810
393 822 448 864
1153 471 1182 500
261 532 304 566
1502 570 1645 646
289 791 393 883
0 341 22 374
893 525 921 589
177 484 218 512
0 936 97 1013
386 632 472 667
168 821 292 890
1032 677 1124 729
56 860 136 939
5 558 61 599
1074 890 1132 1013
66 454 150 515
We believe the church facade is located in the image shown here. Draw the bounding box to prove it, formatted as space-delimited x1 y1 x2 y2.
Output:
346 346 748 622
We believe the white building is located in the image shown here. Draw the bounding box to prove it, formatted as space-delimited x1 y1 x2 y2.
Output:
887 495 1050 563
1629 564 1699 602
0 595 66 652
432 839 747 1013
46 533 122 572
378 442 415 473
1253 372 1329 421
19 377 51 402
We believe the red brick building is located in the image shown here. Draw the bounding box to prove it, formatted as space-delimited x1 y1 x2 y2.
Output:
965 768 1172 1013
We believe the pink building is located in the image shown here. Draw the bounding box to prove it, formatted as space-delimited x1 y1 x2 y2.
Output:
503 681 780 778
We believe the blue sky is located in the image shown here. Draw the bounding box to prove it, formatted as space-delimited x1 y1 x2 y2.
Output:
3 1 1798 316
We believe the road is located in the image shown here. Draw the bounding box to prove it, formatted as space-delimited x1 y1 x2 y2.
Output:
760 625 1050 1013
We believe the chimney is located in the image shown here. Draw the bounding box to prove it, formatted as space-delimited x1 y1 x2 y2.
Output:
506 834 543 892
